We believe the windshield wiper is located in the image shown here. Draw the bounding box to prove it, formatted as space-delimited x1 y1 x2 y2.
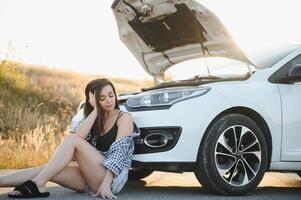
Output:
141 76 219 92
141 74 251 92
185 75 222 82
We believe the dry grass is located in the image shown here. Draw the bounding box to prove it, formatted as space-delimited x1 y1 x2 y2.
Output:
0 123 67 169
0 60 151 169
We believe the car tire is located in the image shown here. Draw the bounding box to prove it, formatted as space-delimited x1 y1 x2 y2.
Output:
194 113 268 195
297 172 301 178
128 169 153 180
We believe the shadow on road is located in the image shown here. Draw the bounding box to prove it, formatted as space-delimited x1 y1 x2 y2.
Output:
125 180 301 199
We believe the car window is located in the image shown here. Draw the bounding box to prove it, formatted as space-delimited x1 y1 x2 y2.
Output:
280 54 301 74
269 54 301 83
291 54 301 66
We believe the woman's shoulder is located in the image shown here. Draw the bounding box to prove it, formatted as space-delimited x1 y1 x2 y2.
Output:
117 110 133 124
115 110 134 138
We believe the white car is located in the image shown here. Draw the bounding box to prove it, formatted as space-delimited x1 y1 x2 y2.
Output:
73 0 301 195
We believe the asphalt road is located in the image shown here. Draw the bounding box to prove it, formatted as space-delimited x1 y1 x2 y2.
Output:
0 171 300 200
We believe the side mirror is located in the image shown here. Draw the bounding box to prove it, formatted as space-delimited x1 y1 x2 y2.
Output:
281 64 301 83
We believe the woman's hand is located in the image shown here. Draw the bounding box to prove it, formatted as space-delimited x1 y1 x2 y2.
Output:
92 181 117 199
88 92 96 108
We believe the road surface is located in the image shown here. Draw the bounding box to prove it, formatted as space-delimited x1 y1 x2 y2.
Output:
0 171 300 199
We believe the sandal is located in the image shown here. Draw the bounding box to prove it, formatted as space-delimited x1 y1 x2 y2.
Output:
8 180 50 198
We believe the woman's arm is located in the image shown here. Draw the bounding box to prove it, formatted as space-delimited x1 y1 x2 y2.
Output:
93 169 115 199
116 112 134 139
75 92 98 139
102 112 134 176
95 113 134 197
75 109 97 138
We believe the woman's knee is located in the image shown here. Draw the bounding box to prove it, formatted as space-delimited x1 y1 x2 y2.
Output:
65 133 78 141
64 134 82 146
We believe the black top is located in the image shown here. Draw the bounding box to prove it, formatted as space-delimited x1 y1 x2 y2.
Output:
96 111 123 152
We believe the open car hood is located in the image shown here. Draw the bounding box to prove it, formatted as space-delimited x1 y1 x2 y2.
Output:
112 0 254 81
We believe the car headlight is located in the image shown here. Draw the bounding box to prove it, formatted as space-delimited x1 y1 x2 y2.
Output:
126 87 210 109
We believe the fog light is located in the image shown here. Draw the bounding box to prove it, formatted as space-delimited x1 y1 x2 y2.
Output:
144 132 170 148
133 127 182 154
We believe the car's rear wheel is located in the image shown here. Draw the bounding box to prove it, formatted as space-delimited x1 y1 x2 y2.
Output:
194 113 268 195
128 169 153 180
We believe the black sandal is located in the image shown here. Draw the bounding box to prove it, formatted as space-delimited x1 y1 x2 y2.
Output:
8 180 50 198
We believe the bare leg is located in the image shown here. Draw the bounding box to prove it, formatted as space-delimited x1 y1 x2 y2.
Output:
5 134 106 195
31 134 87 191
0 153 79 188
2 165 87 193
2 158 89 195
72 141 108 193
52 145 106 193
50 166 87 192
0 166 44 187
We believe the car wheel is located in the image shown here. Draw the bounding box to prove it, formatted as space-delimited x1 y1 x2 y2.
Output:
128 169 153 180
297 172 301 178
194 113 268 195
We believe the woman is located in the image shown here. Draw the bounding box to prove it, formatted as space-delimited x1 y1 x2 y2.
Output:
0 78 139 199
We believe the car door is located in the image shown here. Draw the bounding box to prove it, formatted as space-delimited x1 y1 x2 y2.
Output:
273 54 301 161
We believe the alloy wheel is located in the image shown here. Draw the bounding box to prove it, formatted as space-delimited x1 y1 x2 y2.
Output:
215 125 262 186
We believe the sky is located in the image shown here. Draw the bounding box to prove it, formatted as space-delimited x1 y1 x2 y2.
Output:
1 0 301 80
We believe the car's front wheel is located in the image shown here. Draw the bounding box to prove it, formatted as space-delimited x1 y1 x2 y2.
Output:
195 113 268 195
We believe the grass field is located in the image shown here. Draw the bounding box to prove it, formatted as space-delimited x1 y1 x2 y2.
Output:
0 60 150 168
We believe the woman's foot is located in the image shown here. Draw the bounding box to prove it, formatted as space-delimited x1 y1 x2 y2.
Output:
34 182 46 193
7 180 49 198
8 180 45 195
8 190 20 196
32 179 46 192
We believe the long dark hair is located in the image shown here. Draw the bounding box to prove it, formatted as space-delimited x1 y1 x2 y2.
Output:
83 78 119 135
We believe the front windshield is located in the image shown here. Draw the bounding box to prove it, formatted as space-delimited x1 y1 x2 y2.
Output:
244 45 300 69
163 45 300 82
164 57 253 82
